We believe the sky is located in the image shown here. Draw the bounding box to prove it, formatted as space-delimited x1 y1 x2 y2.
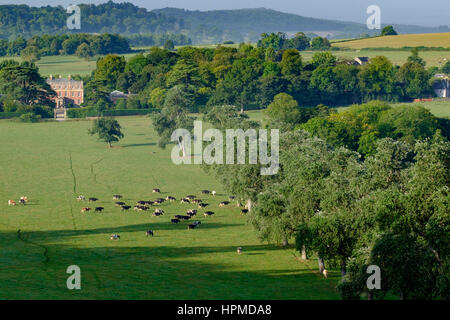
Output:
0 0 449 27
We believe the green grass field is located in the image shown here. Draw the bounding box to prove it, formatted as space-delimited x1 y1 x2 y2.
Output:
0 116 339 299
332 33 450 49
301 50 450 67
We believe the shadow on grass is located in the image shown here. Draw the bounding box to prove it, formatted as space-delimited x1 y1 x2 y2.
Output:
0 228 339 299
121 142 156 148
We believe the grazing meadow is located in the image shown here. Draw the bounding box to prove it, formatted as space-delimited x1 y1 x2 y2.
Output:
0 116 339 299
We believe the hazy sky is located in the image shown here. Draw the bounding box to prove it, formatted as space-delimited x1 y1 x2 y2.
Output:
0 0 449 27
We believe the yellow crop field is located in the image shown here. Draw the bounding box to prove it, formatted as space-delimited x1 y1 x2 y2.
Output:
333 33 450 49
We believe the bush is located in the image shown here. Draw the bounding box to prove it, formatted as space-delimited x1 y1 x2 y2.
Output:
0 112 23 119
19 112 41 123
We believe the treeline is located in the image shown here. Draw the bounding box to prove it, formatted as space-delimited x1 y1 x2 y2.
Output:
258 32 332 51
197 102 449 300
83 43 437 113
0 2 184 40
127 34 192 47
0 33 131 59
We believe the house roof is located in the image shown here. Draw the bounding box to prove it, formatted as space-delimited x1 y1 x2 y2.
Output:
433 79 450 89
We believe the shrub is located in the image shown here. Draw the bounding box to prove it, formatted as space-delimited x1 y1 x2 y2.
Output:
19 112 41 123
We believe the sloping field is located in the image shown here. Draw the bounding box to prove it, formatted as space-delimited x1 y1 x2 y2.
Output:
0 116 338 299
333 33 450 49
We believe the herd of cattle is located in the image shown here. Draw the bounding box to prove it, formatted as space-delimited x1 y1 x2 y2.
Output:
7 190 249 254
73 188 249 239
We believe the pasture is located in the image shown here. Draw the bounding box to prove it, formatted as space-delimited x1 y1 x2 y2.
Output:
0 116 338 299
332 33 450 49
301 49 450 67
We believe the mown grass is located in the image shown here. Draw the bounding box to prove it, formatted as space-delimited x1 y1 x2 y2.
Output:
0 116 339 299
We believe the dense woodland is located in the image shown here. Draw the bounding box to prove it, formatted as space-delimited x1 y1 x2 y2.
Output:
198 104 449 300
77 44 439 113
0 2 185 40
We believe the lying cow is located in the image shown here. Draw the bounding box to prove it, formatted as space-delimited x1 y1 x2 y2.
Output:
81 207 91 213
154 208 164 215
166 196 176 201
152 188 161 193
201 190 210 195
8 200 16 206
171 218 181 224
204 211 214 217
115 201 126 206
121 205 131 211
186 195 196 200
88 197 98 202
77 195 86 201
219 201 230 207
113 195 123 200
95 207 104 212
20 196 28 203
180 198 190 204
198 203 209 208
146 230 154 237
110 234 120 240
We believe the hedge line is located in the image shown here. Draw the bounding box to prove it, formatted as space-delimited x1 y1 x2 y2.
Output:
67 108 160 118
0 112 24 119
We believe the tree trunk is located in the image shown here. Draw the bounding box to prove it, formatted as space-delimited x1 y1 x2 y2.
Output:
368 291 373 300
301 245 307 260
282 238 288 247
340 258 347 277
108 142 112 148
318 257 325 273
245 199 252 212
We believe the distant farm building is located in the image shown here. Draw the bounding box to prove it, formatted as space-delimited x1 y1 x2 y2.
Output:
433 78 450 98
354 57 369 65
47 75 84 108
109 90 130 103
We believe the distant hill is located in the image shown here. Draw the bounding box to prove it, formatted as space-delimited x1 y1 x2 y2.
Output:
0 2 448 45
153 7 450 43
